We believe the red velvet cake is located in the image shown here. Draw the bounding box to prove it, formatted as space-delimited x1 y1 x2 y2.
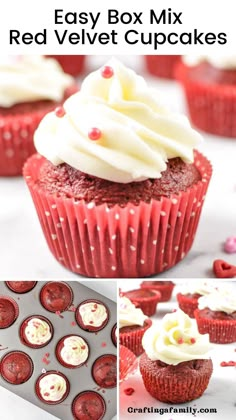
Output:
72 391 106 420
35 371 70 404
194 308 236 344
47 55 85 76
145 55 181 79
0 296 19 328
20 315 53 348
92 354 117 388
75 300 109 332
40 281 73 313
177 292 202 318
56 335 89 368
6 281 37 294
122 288 161 317
0 351 33 384
111 324 117 347
140 281 175 302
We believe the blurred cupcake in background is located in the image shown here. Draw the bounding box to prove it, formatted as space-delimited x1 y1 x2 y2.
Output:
145 55 181 79
46 55 85 76
177 281 216 318
140 281 175 302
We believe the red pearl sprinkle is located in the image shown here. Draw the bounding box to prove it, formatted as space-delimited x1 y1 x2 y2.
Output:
101 66 114 79
88 128 102 141
55 106 65 118
177 337 184 344
124 387 135 396
190 338 196 344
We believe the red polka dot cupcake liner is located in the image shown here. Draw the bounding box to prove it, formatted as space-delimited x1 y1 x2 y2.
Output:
46 56 85 76
119 318 152 357
140 281 175 302
139 353 213 403
145 55 181 79
119 345 138 382
194 309 236 344
23 150 211 278
122 289 161 317
176 62 236 138
176 293 199 318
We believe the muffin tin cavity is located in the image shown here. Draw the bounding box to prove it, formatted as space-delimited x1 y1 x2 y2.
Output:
0 295 19 328
40 281 73 313
20 315 54 348
92 354 117 389
72 391 106 420
5 281 37 294
56 335 89 368
75 299 109 332
0 351 33 385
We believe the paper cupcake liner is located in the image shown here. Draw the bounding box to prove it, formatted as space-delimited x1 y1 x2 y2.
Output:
119 345 138 382
139 353 213 403
123 290 161 317
194 309 236 344
35 371 70 405
19 315 54 349
145 55 181 79
140 281 175 302
55 335 90 369
176 62 236 138
72 391 106 420
23 150 211 278
176 293 199 318
47 55 85 76
119 319 152 357
0 295 19 328
0 351 34 385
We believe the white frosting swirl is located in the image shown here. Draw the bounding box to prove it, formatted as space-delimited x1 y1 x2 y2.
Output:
142 310 211 365
0 55 73 107
183 55 236 69
39 374 67 401
119 296 147 329
60 336 88 366
179 281 216 296
34 58 202 183
198 290 236 314
79 302 107 327
25 317 52 345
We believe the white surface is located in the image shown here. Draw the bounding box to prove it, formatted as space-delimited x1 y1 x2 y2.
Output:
0 55 235 279
119 280 236 420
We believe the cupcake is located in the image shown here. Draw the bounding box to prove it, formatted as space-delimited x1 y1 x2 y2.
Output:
23 58 212 278
75 300 109 332
40 281 73 313
72 391 106 420
195 290 236 343
121 288 161 316
20 315 53 348
0 295 19 328
176 55 236 137
92 354 117 388
46 55 85 76
119 344 138 382
177 281 216 318
0 351 33 384
0 55 77 176
119 296 152 356
140 281 175 302
140 309 213 403
35 371 70 404
145 55 181 79
5 281 37 293
111 323 117 346
56 335 89 368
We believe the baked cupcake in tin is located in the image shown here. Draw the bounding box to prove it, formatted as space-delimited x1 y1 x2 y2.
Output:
40 281 73 313
75 300 109 332
92 354 117 388
24 58 212 277
0 295 19 328
56 334 89 368
20 315 53 348
0 351 33 384
72 391 106 420
35 371 70 404
5 281 37 294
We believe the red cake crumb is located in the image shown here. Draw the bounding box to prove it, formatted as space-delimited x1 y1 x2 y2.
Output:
124 387 135 396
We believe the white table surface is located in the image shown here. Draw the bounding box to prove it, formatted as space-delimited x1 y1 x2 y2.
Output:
119 280 236 420
0 55 235 279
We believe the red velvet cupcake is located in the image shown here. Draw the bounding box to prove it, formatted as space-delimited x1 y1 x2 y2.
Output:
122 288 161 317
75 300 109 332
23 59 212 278
5 281 37 293
56 335 89 368
92 354 117 388
20 315 53 348
111 324 117 346
119 345 138 382
72 391 106 420
145 55 181 79
119 296 152 356
40 281 73 313
0 55 77 176
140 309 213 403
176 281 216 318
195 290 236 343
0 351 33 384
0 295 19 328
47 55 85 76
35 371 70 404
140 281 175 302
176 56 236 137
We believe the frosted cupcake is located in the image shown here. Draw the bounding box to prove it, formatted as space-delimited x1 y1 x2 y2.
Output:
35 371 70 404
177 281 216 318
56 335 89 368
0 55 76 175
75 300 109 332
119 296 152 356
20 315 53 348
24 58 212 277
140 309 213 403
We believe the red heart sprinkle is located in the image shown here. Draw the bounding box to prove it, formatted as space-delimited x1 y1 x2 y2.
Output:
213 259 236 278
124 387 135 396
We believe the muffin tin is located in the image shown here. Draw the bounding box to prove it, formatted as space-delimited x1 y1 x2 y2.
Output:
0 281 117 420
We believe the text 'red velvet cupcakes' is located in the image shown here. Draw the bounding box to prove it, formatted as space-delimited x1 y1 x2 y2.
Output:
121 288 161 317
0 351 33 384
195 290 236 344
46 55 86 76
176 281 216 318
176 56 236 138
140 281 175 302
92 354 117 388
56 335 89 368
75 300 109 332
20 315 53 348
23 58 212 278
5 281 37 294
0 295 19 328
0 55 77 176
72 391 106 420
119 296 152 356
140 309 213 403
145 55 181 79
40 281 73 313
35 371 70 404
